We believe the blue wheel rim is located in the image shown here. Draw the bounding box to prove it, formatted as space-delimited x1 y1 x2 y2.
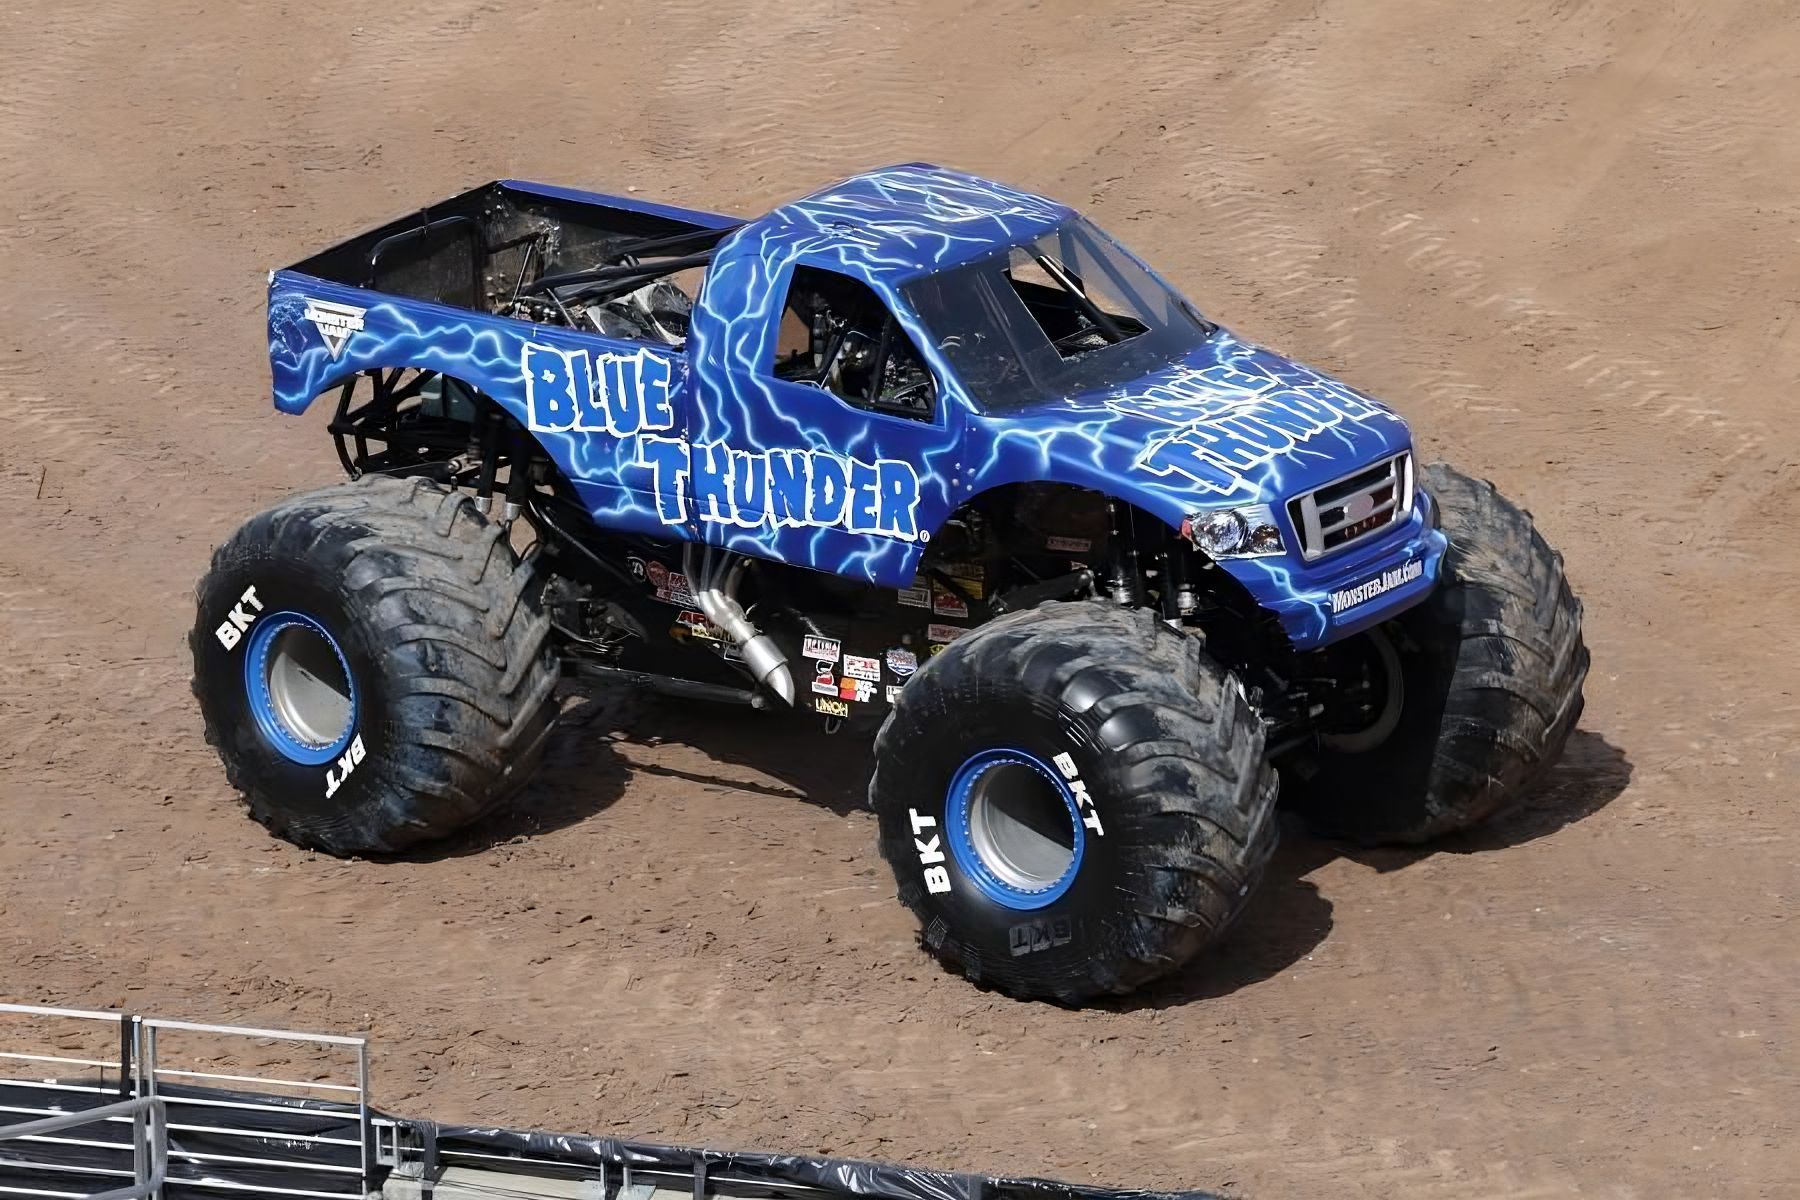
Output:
945 748 1085 910
243 611 358 766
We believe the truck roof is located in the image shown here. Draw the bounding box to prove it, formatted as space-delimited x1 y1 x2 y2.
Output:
742 163 1076 286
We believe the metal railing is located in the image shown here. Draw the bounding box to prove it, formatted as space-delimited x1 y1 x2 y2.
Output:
0 1097 166 1200
0 1005 369 1200
136 1015 370 1200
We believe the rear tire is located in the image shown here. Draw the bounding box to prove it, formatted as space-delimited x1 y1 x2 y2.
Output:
190 476 561 854
870 602 1279 1003
1285 462 1588 844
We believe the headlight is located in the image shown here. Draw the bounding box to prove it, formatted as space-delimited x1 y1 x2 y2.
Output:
1190 509 1247 554
1183 504 1285 558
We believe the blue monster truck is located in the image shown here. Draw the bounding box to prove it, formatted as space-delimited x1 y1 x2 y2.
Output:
193 164 1588 1002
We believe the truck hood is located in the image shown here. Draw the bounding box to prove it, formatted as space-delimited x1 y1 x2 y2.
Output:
965 330 1412 522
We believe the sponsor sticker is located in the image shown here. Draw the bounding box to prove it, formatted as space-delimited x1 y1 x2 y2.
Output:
884 648 917 677
843 654 881 682
1045 535 1092 554
884 684 904 704
896 585 931 609
811 662 838 696
838 677 875 702
674 610 722 640
815 697 850 718
803 634 841 662
939 565 984 598
655 570 693 607
926 623 966 644
1329 558 1424 615
931 587 969 618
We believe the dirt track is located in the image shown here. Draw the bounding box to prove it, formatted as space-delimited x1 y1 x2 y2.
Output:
0 2 1794 1197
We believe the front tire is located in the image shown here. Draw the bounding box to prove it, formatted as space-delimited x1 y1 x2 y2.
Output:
190 476 561 855
870 602 1279 1003
1286 462 1588 844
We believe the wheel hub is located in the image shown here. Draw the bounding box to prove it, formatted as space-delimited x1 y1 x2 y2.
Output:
946 750 1085 909
245 612 357 765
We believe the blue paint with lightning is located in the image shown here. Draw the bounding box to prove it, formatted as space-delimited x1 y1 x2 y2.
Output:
267 164 1446 650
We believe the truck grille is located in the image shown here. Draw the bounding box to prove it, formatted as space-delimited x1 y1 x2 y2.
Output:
1287 451 1414 561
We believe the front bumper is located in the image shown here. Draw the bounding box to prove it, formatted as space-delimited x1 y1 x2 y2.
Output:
1216 490 1447 650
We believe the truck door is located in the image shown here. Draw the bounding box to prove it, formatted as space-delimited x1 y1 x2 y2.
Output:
669 259 965 586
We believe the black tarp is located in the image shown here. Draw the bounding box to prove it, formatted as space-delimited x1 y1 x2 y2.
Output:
411 1120 1225 1200
0 1080 1225 1200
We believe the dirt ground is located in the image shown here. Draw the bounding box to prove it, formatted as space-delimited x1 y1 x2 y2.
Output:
0 1 1794 1197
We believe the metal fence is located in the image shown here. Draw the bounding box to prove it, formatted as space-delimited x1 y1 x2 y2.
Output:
0 1005 370 1200
0 1097 166 1200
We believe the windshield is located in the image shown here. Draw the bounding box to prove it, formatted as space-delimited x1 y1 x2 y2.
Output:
904 218 1213 412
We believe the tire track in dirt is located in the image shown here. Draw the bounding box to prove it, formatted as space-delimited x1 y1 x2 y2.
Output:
0 566 191 800
649 1 961 196
0 0 331 826
0 8 111 152
1229 5 1791 492
0 0 511 489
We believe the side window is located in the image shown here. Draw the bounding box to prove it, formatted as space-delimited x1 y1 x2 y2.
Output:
769 266 937 421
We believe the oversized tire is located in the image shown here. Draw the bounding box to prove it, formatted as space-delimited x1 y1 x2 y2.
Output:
1286 462 1588 843
190 476 561 854
870 602 1279 1003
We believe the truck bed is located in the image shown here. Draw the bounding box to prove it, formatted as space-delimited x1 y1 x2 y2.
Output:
287 180 738 316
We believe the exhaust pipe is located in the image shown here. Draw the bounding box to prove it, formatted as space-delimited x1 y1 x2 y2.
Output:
683 545 795 706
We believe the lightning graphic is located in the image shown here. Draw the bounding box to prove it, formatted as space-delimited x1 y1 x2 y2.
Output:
268 165 1444 647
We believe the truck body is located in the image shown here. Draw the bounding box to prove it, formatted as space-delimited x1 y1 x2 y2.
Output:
268 165 1444 655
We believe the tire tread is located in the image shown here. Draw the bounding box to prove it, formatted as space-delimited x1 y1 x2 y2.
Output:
870 601 1278 1002
190 476 560 854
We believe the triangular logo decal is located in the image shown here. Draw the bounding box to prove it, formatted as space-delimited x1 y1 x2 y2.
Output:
302 298 367 359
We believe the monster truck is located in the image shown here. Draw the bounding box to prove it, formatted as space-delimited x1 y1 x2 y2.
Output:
192 164 1588 1002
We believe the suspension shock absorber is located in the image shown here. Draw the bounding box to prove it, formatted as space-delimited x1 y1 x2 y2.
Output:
1105 499 1145 606
502 424 535 523
1161 535 1199 620
472 406 503 515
